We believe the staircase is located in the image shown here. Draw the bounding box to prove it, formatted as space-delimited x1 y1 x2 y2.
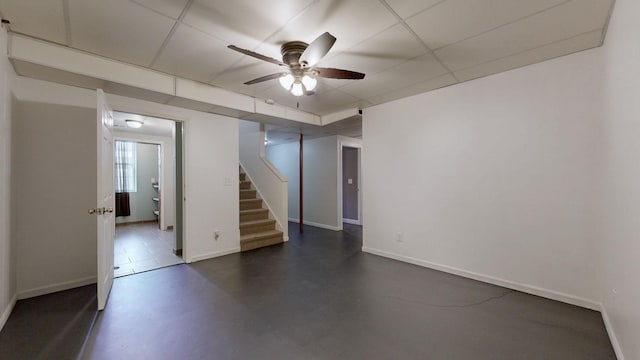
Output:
239 169 284 251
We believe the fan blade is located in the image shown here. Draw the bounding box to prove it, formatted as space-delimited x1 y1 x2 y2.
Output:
228 45 285 66
299 32 336 68
244 73 284 85
314 67 365 80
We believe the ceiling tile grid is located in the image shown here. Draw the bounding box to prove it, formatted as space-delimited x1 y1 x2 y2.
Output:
405 0 568 50
67 0 176 67
433 0 612 72
454 29 604 82
0 0 615 117
152 23 243 82
131 0 190 20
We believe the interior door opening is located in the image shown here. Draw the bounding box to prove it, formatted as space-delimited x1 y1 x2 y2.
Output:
111 111 184 277
341 145 361 226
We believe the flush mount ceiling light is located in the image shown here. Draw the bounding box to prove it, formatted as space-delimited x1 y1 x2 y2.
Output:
125 119 143 128
228 32 365 97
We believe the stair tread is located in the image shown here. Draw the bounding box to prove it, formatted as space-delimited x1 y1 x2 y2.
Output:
240 229 282 242
239 198 261 202
240 208 268 214
240 219 275 227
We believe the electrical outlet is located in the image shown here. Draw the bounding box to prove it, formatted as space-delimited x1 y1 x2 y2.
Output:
396 232 403 242
214 230 220 240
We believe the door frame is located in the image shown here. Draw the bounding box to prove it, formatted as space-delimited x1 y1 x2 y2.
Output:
110 112 186 260
113 137 169 230
337 137 362 228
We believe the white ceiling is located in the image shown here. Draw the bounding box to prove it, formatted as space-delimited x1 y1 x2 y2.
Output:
0 0 614 118
113 111 175 137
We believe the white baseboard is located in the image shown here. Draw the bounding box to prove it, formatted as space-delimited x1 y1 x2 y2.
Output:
362 247 600 311
187 247 240 263
288 218 341 231
343 218 360 225
600 305 625 360
0 294 17 332
18 276 97 300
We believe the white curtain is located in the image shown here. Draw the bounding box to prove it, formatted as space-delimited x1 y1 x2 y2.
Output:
114 141 137 192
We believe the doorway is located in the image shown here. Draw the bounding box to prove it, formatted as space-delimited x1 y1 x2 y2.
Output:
111 111 183 277
341 145 362 226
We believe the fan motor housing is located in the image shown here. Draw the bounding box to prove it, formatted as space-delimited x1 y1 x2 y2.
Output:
281 41 308 68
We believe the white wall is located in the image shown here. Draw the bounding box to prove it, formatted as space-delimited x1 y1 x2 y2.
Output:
265 141 300 222
184 113 239 261
266 135 361 230
601 0 640 358
363 48 603 309
13 101 98 298
0 25 17 330
112 131 176 230
239 121 288 240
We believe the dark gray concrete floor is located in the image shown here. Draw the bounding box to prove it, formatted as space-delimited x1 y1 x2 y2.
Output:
0 223 615 359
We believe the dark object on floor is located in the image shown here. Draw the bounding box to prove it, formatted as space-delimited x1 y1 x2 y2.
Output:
115 192 130 217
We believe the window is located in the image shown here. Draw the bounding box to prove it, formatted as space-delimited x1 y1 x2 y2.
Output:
115 141 137 192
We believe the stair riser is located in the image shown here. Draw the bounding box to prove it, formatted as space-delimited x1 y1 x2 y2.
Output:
239 173 246 181
240 200 262 210
240 190 257 199
240 182 251 190
240 211 269 222
240 223 276 235
241 235 284 252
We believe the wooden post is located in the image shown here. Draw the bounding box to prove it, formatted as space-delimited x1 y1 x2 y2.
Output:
299 133 303 233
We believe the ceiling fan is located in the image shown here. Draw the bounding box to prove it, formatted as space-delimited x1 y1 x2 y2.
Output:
228 32 365 96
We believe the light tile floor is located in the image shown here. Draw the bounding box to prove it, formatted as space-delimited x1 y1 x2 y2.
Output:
114 222 183 277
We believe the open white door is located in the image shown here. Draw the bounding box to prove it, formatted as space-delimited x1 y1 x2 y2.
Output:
96 89 115 310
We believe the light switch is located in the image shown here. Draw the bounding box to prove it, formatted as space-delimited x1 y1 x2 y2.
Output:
223 177 232 186
347 178 353 185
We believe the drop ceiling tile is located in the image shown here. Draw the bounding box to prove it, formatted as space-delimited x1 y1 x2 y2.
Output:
407 0 565 50
0 0 67 45
262 0 398 56
384 0 443 19
131 0 189 19
454 29 603 82
153 24 242 83
434 0 613 71
319 24 427 77
68 0 175 66
211 57 287 96
366 73 458 105
297 89 361 115
183 0 315 50
339 53 449 99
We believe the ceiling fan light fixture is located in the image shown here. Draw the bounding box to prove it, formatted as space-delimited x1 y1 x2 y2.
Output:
291 81 304 97
301 74 317 92
279 73 295 90
125 119 143 128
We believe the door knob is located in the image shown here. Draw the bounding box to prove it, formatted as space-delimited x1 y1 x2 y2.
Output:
104 207 114 213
